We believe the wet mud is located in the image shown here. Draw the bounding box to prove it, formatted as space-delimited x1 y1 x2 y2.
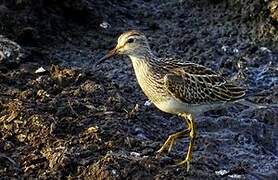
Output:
0 0 277 179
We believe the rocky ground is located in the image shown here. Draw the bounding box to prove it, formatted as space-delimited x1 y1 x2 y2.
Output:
0 0 277 179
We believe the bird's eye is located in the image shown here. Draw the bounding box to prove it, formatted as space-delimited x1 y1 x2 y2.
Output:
127 38 134 43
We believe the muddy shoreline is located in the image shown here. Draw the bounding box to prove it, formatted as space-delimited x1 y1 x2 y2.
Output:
0 0 277 179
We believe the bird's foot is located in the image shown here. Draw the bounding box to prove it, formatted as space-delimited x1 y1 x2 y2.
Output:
176 157 192 172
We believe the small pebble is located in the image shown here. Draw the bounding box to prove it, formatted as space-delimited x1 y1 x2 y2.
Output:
100 22 111 29
215 169 228 176
130 152 141 157
259 47 271 53
35 67 47 74
144 100 152 106
221 45 229 52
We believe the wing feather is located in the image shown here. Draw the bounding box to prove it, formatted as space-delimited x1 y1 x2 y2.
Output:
164 63 245 104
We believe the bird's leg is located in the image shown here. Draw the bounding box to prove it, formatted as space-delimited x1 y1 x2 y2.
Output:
157 129 190 154
177 113 196 172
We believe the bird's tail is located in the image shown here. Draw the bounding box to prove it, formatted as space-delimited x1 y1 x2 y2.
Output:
236 99 278 109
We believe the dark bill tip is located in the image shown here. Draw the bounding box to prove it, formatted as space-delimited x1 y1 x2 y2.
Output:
96 47 117 66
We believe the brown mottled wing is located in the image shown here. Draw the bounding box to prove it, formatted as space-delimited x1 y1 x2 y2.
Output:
164 63 245 104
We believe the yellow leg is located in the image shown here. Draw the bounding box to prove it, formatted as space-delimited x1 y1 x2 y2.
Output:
156 113 196 171
177 113 196 172
157 129 190 154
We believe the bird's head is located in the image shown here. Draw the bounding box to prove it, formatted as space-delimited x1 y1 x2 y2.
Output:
97 30 151 64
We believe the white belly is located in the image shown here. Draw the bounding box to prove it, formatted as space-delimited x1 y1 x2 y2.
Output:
154 97 225 116
154 98 191 114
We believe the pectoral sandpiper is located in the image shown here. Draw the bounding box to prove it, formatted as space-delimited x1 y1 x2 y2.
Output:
97 30 245 171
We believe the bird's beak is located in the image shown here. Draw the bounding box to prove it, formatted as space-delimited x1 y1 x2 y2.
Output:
96 46 118 65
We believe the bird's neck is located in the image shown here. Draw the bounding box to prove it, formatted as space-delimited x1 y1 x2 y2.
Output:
128 53 166 104
129 55 148 73
128 53 153 77
130 55 156 72
128 51 157 67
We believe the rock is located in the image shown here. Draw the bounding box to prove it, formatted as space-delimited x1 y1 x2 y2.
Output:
0 35 23 66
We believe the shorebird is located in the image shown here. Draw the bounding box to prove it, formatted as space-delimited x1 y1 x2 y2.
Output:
97 30 245 171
